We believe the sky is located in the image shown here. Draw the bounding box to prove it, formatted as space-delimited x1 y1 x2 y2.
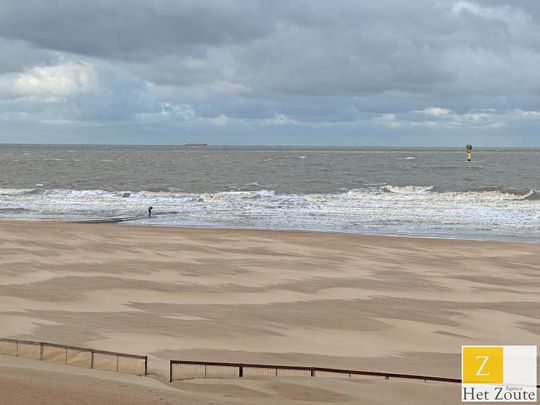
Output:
1 0 540 146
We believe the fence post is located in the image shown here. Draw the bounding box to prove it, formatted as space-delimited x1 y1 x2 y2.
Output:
169 361 173 383
15 341 18 357
65 347 68 364
90 351 94 369
116 355 119 372
39 342 44 361
145 356 148 376
239 365 243 378
310 368 315 377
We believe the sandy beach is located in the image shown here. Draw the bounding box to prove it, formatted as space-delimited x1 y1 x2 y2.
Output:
0 221 538 403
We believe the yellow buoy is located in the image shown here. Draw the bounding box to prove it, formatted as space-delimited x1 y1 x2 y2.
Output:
466 144 472 161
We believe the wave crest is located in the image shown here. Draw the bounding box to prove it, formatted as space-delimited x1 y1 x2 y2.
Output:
383 185 434 194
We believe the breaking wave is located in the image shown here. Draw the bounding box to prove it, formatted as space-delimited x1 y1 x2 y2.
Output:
383 185 434 194
0 186 538 241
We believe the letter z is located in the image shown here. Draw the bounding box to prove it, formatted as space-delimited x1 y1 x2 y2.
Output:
476 355 490 376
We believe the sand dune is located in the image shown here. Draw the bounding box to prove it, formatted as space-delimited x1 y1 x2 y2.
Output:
0 221 539 403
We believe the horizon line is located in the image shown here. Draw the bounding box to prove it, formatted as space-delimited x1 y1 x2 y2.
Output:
0 143 539 149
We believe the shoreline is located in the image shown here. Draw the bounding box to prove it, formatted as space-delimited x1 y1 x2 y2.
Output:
1 218 539 245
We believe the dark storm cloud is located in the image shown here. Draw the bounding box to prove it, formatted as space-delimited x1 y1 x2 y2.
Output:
0 0 540 145
0 0 280 58
1 0 538 94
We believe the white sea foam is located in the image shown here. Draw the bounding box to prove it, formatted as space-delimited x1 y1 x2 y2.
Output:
200 190 275 202
383 185 434 194
0 186 538 241
0 188 37 195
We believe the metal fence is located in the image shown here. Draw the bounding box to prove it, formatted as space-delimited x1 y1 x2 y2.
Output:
169 360 463 384
0 338 147 376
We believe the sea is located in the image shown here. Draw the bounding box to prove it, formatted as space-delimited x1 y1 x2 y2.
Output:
0 144 538 242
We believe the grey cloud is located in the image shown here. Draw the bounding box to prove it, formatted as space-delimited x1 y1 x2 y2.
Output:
0 0 280 59
117 0 540 108
0 0 540 145
0 38 56 74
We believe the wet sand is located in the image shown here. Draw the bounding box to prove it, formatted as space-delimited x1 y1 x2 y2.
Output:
0 221 538 403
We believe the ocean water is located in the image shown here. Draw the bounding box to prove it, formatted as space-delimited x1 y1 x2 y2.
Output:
0 145 538 242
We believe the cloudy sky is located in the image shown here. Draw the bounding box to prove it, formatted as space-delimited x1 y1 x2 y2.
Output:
1 0 539 146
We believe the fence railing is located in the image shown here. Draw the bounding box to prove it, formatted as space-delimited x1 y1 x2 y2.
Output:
0 338 147 376
169 360 463 384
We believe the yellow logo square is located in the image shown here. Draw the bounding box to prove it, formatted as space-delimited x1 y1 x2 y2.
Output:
462 346 503 384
